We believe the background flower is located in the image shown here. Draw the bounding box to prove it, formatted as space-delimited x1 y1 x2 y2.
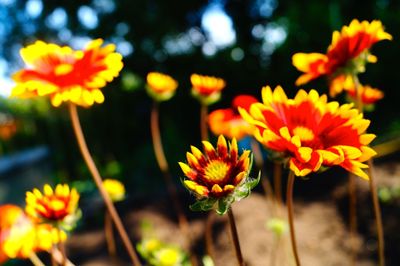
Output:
103 179 126 202
25 184 80 223
209 95 258 140
190 74 226 105
292 19 392 97
146 72 178 102
11 39 123 107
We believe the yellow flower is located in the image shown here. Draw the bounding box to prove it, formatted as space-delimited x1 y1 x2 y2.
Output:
146 72 178 101
155 247 182 266
25 184 80 222
190 74 226 105
293 19 391 97
0 205 66 264
103 179 126 202
12 39 123 107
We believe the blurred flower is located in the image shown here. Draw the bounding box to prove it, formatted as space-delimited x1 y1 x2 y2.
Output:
266 217 288 237
0 205 65 264
0 113 17 141
103 179 126 202
190 74 226 105
137 238 189 266
26 184 80 224
12 39 123 107
0 205 36 263
292 19 391 97
346 84 384 105
239 86 376 179
209 95 258 140
146 72 178 102
179 135 259 214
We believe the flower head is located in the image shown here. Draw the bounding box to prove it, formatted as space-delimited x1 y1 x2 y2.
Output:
190 74 226 105
103 179 126 202
0 205 65 264
179 135 258 214
26 184 80 223
146 72 178 102
137 238 189 266
239 86 377 179
346 84 384 106
293 19 391 96
0 205 35 263
12 39 123 107
209 95 258 140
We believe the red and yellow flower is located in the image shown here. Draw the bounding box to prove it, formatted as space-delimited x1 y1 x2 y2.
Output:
190 74 226 105
239 86 376 179
346 84 384 105
11 39 123 107
0 205 65 264
26 184 80 222
292 19 392 97
146 72 178 102
179 135 254 204
208 95 258 140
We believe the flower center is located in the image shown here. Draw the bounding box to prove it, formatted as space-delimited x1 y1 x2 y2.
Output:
49 199 66 212
55 64 73 76
204 160 229 183
293 126 315 142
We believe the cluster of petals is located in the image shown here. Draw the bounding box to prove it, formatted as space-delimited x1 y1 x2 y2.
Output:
0 204 65 263
179 135 251 198
146 72 178 102
346 84 384 105
239 86 376 179
26 184 80 222
190 74 226 105
11 39 123 107
208 95 258 140
292 19 392 97
103 179 126 202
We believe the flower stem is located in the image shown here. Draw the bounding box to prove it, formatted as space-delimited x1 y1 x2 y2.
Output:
273 162 282 204
227 208 245 266
51 245 57 266
367 160 385 266
250 138 275 205
68 103 141 266
29 253 45 266
352 74 385 265
287 171 300 266
57 227 67 266
150 102 197 266
349 173 358 265
200 104 209 141
105 211 117 257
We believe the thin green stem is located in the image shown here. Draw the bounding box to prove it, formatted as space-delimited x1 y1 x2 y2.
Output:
68 103 141 266
228 208 245 266
287 171 300 266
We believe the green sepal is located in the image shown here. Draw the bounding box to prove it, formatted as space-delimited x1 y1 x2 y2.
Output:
189 197 218 212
